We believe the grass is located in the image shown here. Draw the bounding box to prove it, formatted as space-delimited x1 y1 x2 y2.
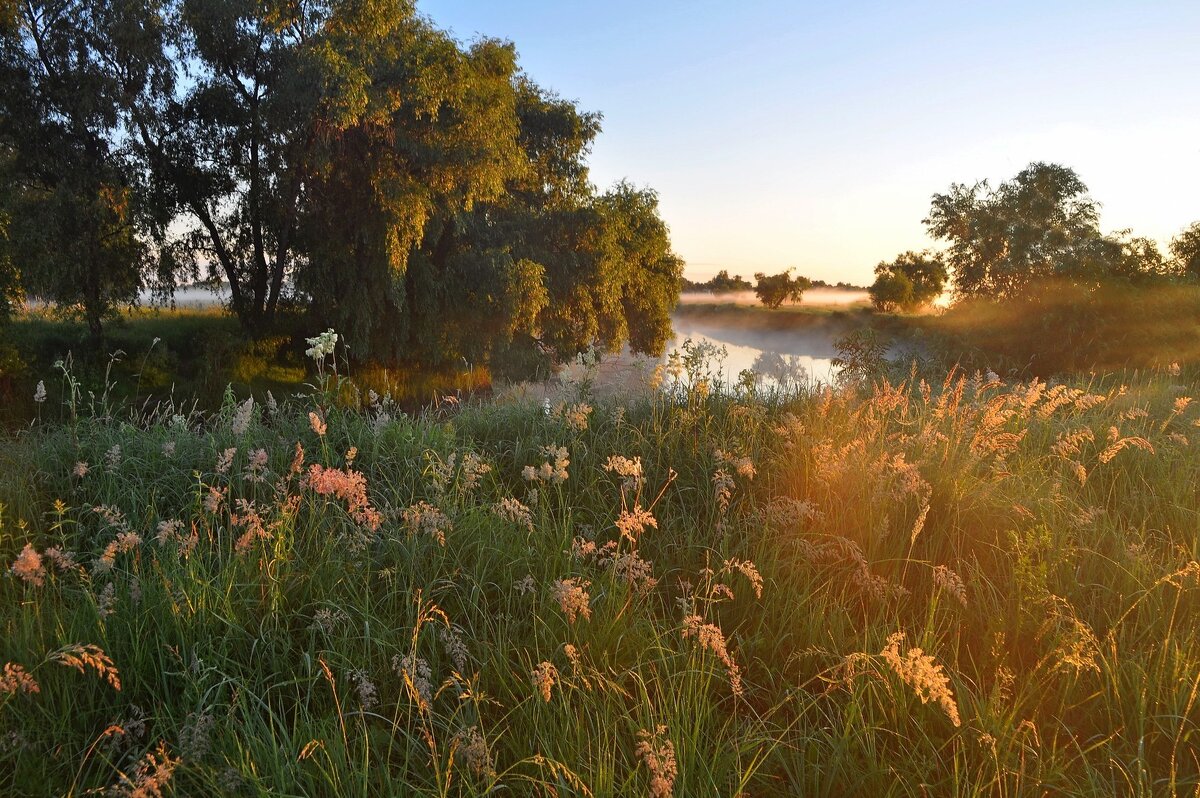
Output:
0 308 493 426
1 346 1199 795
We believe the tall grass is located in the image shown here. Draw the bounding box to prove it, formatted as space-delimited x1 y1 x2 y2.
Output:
1 352 1198 795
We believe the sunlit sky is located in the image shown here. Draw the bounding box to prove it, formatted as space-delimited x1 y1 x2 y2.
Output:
419 1 1200 285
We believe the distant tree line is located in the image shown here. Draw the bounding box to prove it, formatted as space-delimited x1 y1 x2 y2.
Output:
870 162 1200 312
0 0 682 368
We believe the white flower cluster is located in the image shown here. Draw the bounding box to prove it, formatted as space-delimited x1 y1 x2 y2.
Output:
305 328 338 361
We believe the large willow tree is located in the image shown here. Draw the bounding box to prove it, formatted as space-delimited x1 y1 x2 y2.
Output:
293 3 682 364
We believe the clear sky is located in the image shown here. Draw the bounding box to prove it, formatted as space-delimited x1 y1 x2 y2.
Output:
418 0 1200 285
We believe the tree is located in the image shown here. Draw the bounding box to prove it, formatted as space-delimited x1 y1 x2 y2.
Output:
753 269 811 309
0 0 163 340
925 162 1125 300
868 270 913 312
707 270 753 293
0 207 18 322
2 0 683 366
294 15 682 364
870 250 946 311
1170 222 1200 277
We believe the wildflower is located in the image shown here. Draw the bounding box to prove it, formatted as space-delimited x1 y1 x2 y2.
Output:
1174 396 1193 414
347 669 379 709
310 608 350 635
932 565 968 607
203 486 225 515
178 709 215 760
51 643 121 690
456 726 493 779
532 661 558 702
215 447 237 474
11 544 46 587
603 454 644 492
440 626 470 672
108 741 178 798
714 448 755 479
492 497 534 532
303 464 382 531
551 578 592 623
96 582 117 618
94 530 142 574
681 615 743 696
880 631 961 726
244 448 269 483
161 441 175 458
513 574 537 595
393 654 434 709
1168 362 1182 376
615 506 658 543
73 461 90 478
44 546 77 572
607 550 659 594
424 451 457 493
648 363 666 390
231 499 271 554
308 411 327 436
231 396 254 436
723 558 764 599
635 726 678 798
524 445 569 485
33 380 46 403
712 468 735 513
458 452 491 493
289 442 305 475
305 328 338 361
554 401 593 431
563 644 583 674
104 444 122 472
399 501 452 545
0 663 39 696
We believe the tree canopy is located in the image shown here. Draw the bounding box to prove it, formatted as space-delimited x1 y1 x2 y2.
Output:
0 0 165 338
869 251 947 311
753 269 811 309
0 0 683 364
1171 222 1200 277
682 269 753 293
925 162 1167 301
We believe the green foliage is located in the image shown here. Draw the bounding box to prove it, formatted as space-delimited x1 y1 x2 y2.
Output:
870 251 946 311
752 269 811 309
924 280 1200 376
91 0 683 366
868 269 914 311
2 359 1200 793
831 327 890 385
1170 221 1200 277
0 1 164 338
0 209 19 323
925 162 1165 301
683 269 754 293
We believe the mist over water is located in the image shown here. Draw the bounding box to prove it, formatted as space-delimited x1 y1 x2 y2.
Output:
677 288 870 307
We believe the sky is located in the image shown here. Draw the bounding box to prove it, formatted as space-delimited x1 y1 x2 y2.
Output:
419 0 1200 285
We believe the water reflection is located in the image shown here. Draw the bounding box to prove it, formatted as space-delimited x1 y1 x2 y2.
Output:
663 319 840 388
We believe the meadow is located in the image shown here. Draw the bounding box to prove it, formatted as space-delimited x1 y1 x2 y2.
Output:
2 337 1199 796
